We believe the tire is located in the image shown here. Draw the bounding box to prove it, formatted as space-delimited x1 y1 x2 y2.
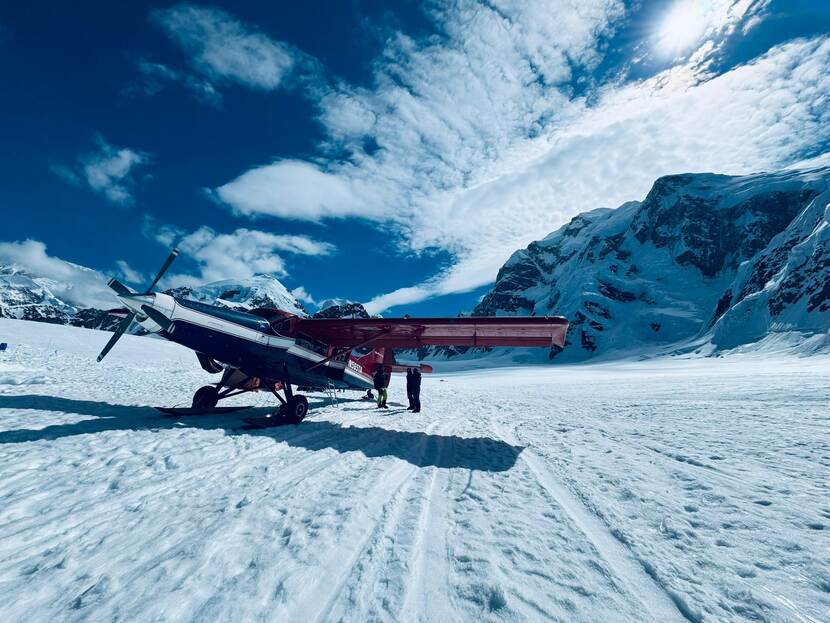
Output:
284 395 309 423
192 385 219 409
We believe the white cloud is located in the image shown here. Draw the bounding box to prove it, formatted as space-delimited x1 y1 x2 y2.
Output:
141 214 185 248
167 227 336 288
366 36 830 312
129 59 221 106
290 286 315 306
151 4 297 91
115 260 145 285
0 240 114 309
210 1 825 313
363 285 432 316
651 0 771 62
54 136 149 206
214 160 387 222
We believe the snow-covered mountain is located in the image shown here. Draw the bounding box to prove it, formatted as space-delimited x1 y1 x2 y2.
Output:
442 165 830 362
0 269 307 333
313 300 371 319
0 265 121 331
164 275 307 317
0 266 77 324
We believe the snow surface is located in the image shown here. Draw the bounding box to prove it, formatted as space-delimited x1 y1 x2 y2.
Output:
0 319 828 622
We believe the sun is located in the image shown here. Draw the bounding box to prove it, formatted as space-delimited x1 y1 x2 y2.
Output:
656 0 708 57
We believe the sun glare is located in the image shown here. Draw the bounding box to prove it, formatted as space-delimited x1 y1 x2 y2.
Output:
656 0 708 57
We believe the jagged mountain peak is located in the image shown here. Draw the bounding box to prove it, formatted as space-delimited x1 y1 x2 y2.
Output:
465 165 830 362
165 274 307 317
313 300 370 319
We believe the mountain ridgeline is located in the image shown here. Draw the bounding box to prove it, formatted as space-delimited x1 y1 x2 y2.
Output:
461 165 830 361
0 272 308 331
3 165 828 361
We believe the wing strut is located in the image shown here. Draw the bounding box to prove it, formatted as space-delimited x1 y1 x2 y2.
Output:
306 329 393 372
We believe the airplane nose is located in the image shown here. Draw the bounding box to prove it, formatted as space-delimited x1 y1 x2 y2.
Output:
116 293 173 331
117 293 156 311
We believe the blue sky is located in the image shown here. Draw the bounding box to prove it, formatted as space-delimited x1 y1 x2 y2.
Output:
2 1 830 315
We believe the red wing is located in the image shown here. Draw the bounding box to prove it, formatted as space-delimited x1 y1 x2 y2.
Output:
295 316 568 349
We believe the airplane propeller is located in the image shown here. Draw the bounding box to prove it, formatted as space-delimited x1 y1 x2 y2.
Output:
96 248 179 362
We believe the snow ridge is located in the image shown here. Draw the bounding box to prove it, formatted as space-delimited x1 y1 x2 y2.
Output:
450 164 830 362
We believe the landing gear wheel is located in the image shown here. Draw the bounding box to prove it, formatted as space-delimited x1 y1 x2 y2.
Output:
192 385 219 409
284 395 308 423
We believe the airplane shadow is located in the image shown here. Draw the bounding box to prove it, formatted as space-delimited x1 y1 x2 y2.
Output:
0 394 523 472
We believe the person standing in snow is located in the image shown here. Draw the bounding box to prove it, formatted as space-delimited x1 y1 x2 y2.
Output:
373 365 389 409
406 368 414 410
410 367 421 413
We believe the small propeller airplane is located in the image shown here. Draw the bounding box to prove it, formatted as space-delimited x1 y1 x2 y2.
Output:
97 249 569 423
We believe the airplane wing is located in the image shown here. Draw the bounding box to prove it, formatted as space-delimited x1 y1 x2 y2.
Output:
295 316 569 350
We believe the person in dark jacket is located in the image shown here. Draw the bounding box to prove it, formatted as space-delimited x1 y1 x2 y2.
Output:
410 367 421 413
373 365 389 408
406 368 414 410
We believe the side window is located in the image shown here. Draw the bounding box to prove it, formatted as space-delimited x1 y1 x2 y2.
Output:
295 333 328 355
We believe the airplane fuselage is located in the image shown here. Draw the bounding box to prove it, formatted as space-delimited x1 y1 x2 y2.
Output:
118 292 375 391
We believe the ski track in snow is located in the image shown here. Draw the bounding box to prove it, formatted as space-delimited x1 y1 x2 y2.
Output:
0 319 829 622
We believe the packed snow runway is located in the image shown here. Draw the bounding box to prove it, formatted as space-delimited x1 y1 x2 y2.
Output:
0 320 828 622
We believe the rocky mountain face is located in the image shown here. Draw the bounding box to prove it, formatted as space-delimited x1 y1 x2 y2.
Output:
0 267 78 324
164 275 307 317
0 270 308 333
441 165 830 362
312 301 370 319
0 266 120 331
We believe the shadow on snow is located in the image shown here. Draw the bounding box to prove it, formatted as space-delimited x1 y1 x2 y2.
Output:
0 394 522 472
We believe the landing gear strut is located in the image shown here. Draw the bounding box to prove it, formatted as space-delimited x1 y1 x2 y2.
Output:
185 367 309 424
271 379 308 423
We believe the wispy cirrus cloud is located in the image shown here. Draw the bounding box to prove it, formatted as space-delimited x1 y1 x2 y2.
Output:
0 239 118 309
209 1 828 314
149 4 306 96
289 286 316 306
213 160 386 222
151 226 336 289
52 136 149 206
126 59 221 106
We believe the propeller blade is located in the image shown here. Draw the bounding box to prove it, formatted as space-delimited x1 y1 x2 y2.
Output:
141 304 171 331
96 312 135 362
107 278 133 296
144 248 179 294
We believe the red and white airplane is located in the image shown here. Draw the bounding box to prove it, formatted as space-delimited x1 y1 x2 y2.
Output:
98 249 569 423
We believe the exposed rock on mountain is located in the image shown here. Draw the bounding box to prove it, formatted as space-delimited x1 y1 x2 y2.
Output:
451 165 830 361
313 301 370 319
0 269 307 333
0 267 79 324
164 274 307 317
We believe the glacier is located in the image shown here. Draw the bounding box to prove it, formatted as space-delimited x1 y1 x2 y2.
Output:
0 319 828 622
450 164 830 363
